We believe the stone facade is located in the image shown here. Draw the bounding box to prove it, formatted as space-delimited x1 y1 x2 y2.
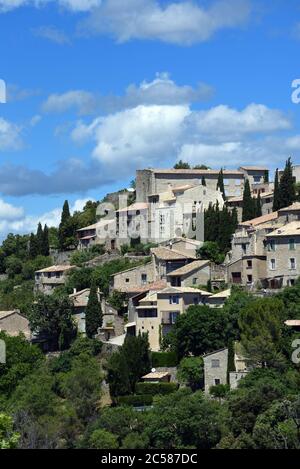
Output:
110 262 155 294
35 265 75 294
203 348 228 394
0 310 31 340
167 260 211 287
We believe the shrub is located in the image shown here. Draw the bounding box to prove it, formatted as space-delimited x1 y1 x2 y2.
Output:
116 394 153 407
151 351 178 367
135 382 179 396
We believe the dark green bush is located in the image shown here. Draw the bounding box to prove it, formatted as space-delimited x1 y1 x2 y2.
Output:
116 394 153 407
151 351 178 367
135 382 179 396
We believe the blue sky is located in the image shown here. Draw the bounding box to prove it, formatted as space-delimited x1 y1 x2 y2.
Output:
0 0 300 239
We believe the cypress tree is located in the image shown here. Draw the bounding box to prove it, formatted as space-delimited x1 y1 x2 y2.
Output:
242 179 256 222
42 224 50 257
256 192 262 218
85 281 103 338
217 169 226 199
278 157 295 209
227 340 236 384
273 168 280 211
29 233 38 259
201 176 206 186
231 207 238 231
263 170 269 183
58 200 75 250
36 222 44 255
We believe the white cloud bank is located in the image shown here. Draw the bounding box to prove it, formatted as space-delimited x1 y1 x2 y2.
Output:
42 73 214 115
0 118 23 151
0 0 251 45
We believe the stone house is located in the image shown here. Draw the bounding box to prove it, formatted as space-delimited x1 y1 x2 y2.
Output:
0 310 31 340
265 221 300 288
109 262 155 295
135 286 211 351
227 190 274 223
151 245 197 281
203 348 228 393
77 219 117 251
35 265 75 294
166 260 210 287
136 168 245 202
208 289 231 308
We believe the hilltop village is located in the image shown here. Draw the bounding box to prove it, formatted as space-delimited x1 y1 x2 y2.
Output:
1 158 300 449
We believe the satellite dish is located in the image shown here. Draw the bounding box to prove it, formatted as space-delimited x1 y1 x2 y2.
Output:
151 368 156 373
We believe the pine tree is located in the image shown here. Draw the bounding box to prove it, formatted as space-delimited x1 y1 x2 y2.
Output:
278 157 295 209
85 281 102 338
217 169 226 199
256 192 262 217
227 339 236 384
201 176 206 186
42 224 50 257
242 179 256 222
273 168 280 211
29 233 38 259
36 222 44 255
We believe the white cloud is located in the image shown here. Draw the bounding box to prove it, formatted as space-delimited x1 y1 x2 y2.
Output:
189 103 291 138
33 25 71 44
42 72 214 115
72 104 190 171
0 197 94 239
80 0 251 45
0 118 23 151
0 0 101 13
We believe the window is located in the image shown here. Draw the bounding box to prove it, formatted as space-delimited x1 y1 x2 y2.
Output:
170 312 179 324
247 260 252 268
270 259 276 270
138 310 158 318
141 273 147 284
253 175 261 183
268 240 276 252
289 239 296 251
193 277 197 285
125 278 130 283
290 258 296 270
214 379 221 386
193 297 199 305
169 295 179 305
242 244 247 254
211 359 220 368
247 275 253 283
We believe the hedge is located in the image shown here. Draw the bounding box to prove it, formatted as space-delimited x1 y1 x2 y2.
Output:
135 382 179 396
151 351 178 367
116 394 153 407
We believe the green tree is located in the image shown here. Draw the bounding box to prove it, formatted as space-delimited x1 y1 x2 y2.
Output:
88 429 119 449
197 241 225 264
0 413 20 449
177 356 204 391
29 233 38 259
36 222 44 255
60 353 103 423
106 351 131 398
173 160 190 169
29 294 77 351
58 200 77 251
273 168 280 211
242 179 256 222
165 305 227 359
42 224 50 257
264 170 269 183
239 297 285 367
278 157 296 209
85 282 103 338
217 168 226 199
255 192 262 217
